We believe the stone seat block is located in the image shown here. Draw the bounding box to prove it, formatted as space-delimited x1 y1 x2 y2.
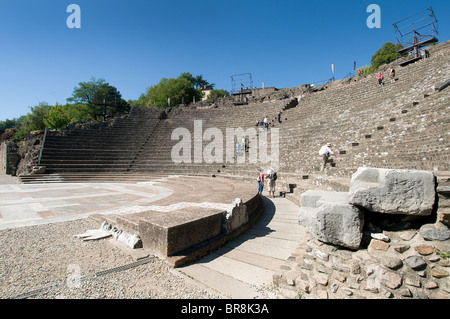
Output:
138 207 224 258
298 190 364 250
348 167 436 216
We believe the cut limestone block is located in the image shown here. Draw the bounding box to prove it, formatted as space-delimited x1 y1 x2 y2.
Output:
223 198 248 234
298 190 364 250
349 167 436 216
138 207 224 258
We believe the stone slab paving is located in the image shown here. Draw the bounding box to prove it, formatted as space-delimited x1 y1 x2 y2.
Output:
0 175 253 230
176 196 307 299
0 181 174 230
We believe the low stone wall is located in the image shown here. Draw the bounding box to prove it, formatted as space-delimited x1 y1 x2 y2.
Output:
0 141 20 175
277 229 449 299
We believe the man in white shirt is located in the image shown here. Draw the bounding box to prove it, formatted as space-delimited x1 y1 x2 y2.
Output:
265 167 277 198
319 143 335 172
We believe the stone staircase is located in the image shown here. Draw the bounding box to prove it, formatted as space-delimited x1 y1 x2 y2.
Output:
22 107 164 182
276 42 450 180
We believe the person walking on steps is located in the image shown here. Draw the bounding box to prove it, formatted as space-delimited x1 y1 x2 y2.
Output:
377 71 384 86
390 67 396 83
319 143 335 172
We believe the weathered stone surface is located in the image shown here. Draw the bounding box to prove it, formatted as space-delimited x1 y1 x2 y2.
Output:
138 207 223 258
223 198 248 234
381 255 403 269
349 167 436 216
298 190 364 249
431 268 449 278
381 270 402 289
369 239 390 251
371 233 390 242
419 223 450 241
414 244 435 255
404 256 427 270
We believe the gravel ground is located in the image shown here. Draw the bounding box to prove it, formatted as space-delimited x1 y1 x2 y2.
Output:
0 218 224 299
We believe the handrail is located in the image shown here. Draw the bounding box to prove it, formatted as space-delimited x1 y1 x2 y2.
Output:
437 78 450 92
38 127 48 166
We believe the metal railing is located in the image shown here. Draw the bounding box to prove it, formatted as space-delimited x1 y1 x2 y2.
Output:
37 127 48 166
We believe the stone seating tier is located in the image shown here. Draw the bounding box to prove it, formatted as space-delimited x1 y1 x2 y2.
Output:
27 40 450 186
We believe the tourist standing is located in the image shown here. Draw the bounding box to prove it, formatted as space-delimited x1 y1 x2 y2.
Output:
265 167 277 198
257 169 264 195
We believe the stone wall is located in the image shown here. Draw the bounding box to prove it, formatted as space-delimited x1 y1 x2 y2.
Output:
0 141 21 176
0 142 6 174
276 230 449 299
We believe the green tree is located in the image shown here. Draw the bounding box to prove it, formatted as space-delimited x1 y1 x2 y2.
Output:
67 77 130 120
8 102 52 140
370 42 403 70
22 102 53 131
0 118 20 135
179 72 214 89
206 89 229 100
356 65 373 77
145 75 203 107
44 103 71 129
64 103 92 123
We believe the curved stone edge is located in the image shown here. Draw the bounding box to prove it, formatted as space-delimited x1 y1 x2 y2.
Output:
166 193 265 268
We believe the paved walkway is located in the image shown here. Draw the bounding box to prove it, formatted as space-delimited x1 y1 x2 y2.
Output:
176 196 306 299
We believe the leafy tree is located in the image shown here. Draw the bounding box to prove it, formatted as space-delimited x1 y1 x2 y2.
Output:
179 72 214 89
145 75 203 107
22 102 53 131
64 103 93 123
0 118 20 135
370 42 403 71
44 103 71 129
67 77 130 120
206 89 229 100
356 65 373 77
194 75 213 89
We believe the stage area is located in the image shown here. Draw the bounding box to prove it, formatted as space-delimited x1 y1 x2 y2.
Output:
0 175 257 231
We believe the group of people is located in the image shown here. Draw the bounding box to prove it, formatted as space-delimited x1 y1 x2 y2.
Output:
255 111 282 131
358 67 397 86
257 167 277 198
257 143 338 197
378 67 397 86
255 116 269 130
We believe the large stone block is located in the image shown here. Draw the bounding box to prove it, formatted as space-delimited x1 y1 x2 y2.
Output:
349 167 436 216
138 207 223 258
298 190 364 249
223 198 248 234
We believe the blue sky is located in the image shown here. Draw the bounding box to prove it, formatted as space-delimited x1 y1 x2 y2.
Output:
1 0 449 121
